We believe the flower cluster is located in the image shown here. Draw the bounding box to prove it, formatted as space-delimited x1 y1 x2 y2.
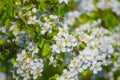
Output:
64 11 80 26
52 24 77 53
79 0 120 16
40 15 59 34
26 11 59 35
12 50 44 80
56 69 78 80
79 0 95 12
0 0 120 80
26 42 39 56
57 19 115 79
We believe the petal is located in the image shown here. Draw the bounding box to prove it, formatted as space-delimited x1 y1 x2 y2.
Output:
61 48 66 52
41 30 45 34
56 49 60 53
33 75 38 79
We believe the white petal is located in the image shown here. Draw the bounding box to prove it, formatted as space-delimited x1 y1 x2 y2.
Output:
41 30 45 34
56 49 60 53
67 42 71 47
59 0 63 3
64 0 68 4
93 70 97 74
61 48 66 52
33 75 38 79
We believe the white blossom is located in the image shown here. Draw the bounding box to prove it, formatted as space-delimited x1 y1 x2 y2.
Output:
59 0 69 4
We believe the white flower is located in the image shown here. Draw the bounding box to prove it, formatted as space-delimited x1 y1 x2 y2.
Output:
31 62 43 76
16 50 27 61
62 69 71 79
32 45 39 56
59 0 69 4
10 24 20 36
32 8 37 13
58 24 69 36
0 27 6 33
79 49 90 61
27 16 37 25
49 56 58 67
62 34 76 46
76 22 91 33
0 72 6 80
89 49 101 62
27 42 34 51
27 42 39 55
25 11 32 17
79 33 89 43
69 58 78 67
113 33 120 45
111 1 120 16
52 40 66 53
96 0 112 10
69 58 80 75
49 15 58 20
17 68 23 74
64 11 80 25
90 62 102 74
79 0 95 12
100 44 114 54
41 22 52 34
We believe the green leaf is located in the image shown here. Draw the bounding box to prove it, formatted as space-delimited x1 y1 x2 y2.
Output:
10 58 16 65
102 10 118 30
5 18 10 27
80 43 86 48
7 0 13 17
54 6 65 17
42 43 51 56
49 74 59 80
81 69 91 76
39 2 46 11
19 14 27 25
0 1 4 15
89 11 98 19
0 38 4 45
39 38 44 48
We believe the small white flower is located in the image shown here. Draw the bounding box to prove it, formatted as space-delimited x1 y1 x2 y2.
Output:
41 22 52 34
62 69 71 79
17 68 23 74
79 0 95 12
0 27 6 33
49 56 58 67
10 24 20 36
32 8 37 13
52 40 66 53
90 62 102 74
16 50 27 61
59 0 69 4
0 72 6 80
27 16 37 25
64 11 80 25
97 0 112 10
32 45 39 56
49 15 58 20
58 24 69 36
